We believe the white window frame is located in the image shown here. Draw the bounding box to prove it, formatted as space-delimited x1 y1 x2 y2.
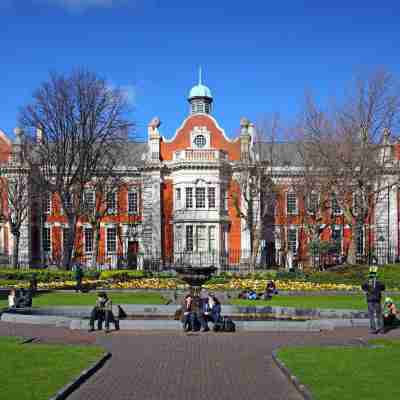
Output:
84 190 95 213
43 226 51 254
195 187 206 209
331 193 342 215
287 226 298 255
208 187 216 209
352 192 363 216
185 187 193 209
196 225 207 252
185 225 193 252
175 225 183 252
286 192 298 215
209 225 216 252
106 227 117 255
332 225 343 252
175 187 182 210
128 191 138 214
84 227 93 254
106 191 117 214
307 192 319 215
43 192 51 214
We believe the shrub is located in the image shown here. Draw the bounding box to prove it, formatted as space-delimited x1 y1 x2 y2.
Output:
99 270 146 281
206 275 230 285
152 271 177 279
0 268 101 283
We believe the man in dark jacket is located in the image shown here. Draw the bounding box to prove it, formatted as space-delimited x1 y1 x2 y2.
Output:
89 292 119 333
362 266 385 334
181 294 195 331
73 262 84 293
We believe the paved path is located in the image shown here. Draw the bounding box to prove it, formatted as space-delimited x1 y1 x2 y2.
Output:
1 321 400 400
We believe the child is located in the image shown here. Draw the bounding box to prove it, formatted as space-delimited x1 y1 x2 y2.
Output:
383 297 398 327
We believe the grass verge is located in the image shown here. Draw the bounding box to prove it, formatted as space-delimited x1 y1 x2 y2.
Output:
0 292 167 309
32 292 167 306
0 336 104 400
231 295 400 310
277 338 400 400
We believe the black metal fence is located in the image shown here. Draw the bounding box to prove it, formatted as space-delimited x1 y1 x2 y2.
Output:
2 232 399 272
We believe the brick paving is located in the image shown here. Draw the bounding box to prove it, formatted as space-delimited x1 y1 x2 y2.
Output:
1 321 400 400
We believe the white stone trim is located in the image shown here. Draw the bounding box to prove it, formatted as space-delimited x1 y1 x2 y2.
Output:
161 114 240 144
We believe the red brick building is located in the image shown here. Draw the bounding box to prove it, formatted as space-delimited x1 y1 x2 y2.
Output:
1 78 400 270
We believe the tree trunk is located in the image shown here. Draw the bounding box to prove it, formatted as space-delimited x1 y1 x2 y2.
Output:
11 233 20 269
347 224 357 265
250 234 260 272
91 223 100 270
63 215 77 269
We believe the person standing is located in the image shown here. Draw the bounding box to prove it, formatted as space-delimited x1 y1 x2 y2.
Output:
361 266 385 334
73 261 84 293
8 289 17 308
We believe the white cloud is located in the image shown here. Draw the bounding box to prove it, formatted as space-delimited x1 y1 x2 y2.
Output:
107 83 137 106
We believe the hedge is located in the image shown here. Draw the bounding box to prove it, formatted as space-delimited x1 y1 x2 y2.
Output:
0 269 101 283
99 270 146 281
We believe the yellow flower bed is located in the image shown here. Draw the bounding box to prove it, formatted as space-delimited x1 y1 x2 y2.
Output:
204 279 360 292
37 278 183 290
33 278 362 291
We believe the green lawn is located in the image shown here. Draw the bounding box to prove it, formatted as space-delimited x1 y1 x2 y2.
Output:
277 339 400 400
32 292 167 306
0 292 167 309
0 336 105 400
231 295 400 310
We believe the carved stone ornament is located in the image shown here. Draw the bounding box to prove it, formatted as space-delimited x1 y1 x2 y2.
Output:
240 117 250 128
149 116 161 128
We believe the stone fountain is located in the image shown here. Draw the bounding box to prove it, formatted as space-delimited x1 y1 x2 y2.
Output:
173 264 217 297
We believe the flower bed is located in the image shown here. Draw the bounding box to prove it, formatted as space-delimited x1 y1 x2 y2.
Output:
11 278 364 291
34 278 183 290
204 279 361 292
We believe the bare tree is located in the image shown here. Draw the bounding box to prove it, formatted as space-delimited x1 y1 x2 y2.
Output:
298 70 400 264
231 115 280 269
0 130 31 268
81 173 123 269
19 69 135 269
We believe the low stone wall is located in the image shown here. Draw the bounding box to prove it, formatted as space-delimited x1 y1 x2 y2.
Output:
2 304 369 320
1 312 370 331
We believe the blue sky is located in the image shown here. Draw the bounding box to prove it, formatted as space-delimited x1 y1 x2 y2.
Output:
0 1 399 141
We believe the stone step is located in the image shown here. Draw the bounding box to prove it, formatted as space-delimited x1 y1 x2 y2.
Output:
1 312 370 331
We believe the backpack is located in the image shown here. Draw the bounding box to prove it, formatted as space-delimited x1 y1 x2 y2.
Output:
223 317 236 333
117 305 127 319
213 318 224 332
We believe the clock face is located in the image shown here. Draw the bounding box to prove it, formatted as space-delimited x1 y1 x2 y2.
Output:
194 134 206 148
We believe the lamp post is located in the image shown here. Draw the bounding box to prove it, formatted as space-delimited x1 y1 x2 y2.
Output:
387 185 390 264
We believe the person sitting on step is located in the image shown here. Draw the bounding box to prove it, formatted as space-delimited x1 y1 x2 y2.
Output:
383 297 398 331
89 292 119 333
181 294 197 332
199 294 222 331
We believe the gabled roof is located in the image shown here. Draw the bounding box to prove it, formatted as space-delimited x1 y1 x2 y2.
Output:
255 142 302 166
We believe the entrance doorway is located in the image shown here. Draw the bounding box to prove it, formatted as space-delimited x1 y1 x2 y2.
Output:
127 241 138 269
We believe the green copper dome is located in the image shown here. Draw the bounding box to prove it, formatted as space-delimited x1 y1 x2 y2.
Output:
188 83 212 99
